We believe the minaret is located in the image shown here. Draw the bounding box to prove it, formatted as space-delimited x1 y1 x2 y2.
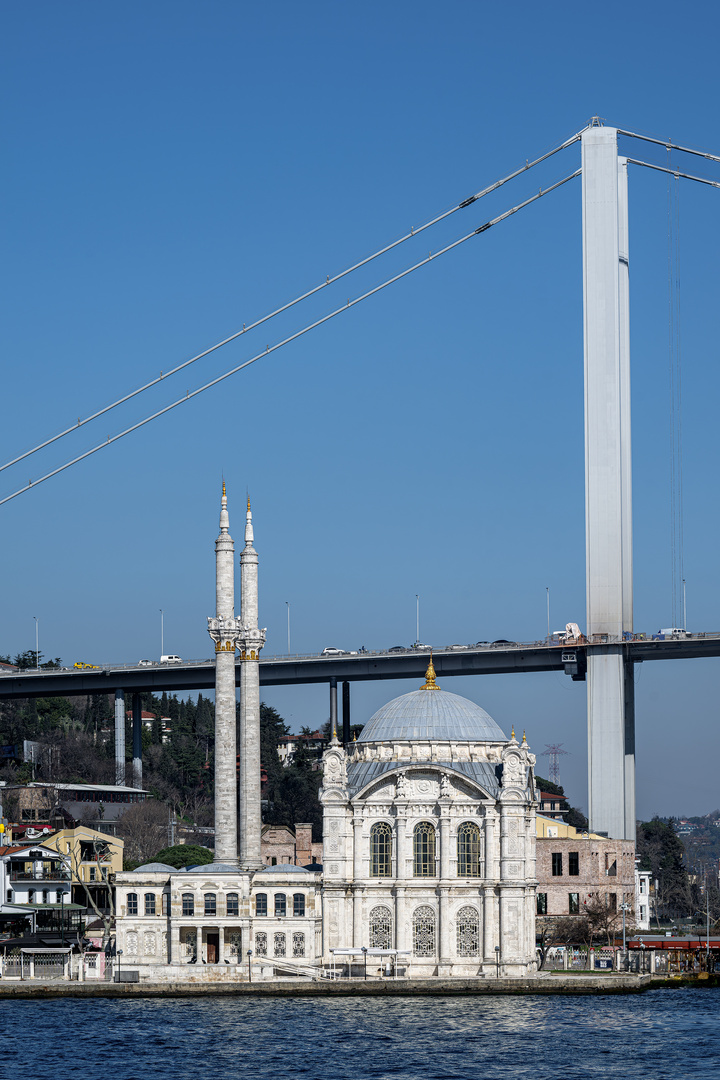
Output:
237 497 266 870
207 482 242 865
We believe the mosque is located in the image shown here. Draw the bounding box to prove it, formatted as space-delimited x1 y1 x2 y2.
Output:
114 491 539 979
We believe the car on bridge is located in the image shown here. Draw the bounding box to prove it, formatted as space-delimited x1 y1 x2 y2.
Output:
388 645 406 653
321 647 345 656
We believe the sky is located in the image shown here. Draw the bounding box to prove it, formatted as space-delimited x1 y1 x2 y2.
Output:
1 1 719 819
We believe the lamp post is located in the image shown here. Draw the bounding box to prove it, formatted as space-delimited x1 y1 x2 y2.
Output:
247 948 253 983
415 595 420 645
33 616 39 669
362 946 368 980
495 945 500 978
116 948 123 982
620 901 631 954
60 889 65 947
159 609 164 657
286 602 290 655
546 588 550 642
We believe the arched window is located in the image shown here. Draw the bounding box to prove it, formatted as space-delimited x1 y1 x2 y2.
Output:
255 893 267 916
292 932 305 957
204 892 216 916
255 932 267 956
182 893 194 916
412 906 436 956
274 893 286 917
293 893 305 916
413 822 436 877
144 892 156 916
369 905 393 949
274 932 286 957
457 821 482 877
227 892 239 916
127 893 138 916
456 906 480 957
370 822 392 878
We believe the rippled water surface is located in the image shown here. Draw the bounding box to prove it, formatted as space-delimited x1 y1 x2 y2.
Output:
4 989 719 1080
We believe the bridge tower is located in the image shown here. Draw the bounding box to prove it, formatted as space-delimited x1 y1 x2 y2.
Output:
582 125 635 840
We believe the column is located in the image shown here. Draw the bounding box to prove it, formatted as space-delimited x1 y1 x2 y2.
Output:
439 813 451 880
342 681 350 746
395 813 408 879
329 678 338 736
395 887 407 952
353 816 363 881
114 689 125 786
131 693 142 789
438 888 450 970
582 124 632 840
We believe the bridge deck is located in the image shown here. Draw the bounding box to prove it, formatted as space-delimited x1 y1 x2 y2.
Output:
0 635 718 699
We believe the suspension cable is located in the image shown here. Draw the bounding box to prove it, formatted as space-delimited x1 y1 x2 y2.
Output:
618 129 720 165
625 158 720 188
0 135 582 480
0 170 580 508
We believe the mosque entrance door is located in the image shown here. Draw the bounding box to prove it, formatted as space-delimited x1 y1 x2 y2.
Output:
207 933 219 964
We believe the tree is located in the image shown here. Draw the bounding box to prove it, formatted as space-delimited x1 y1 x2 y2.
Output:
116 801 170 866
637 817 692 922
151 844 214 869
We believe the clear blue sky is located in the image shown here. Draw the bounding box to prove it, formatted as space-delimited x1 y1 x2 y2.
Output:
2 2 719 818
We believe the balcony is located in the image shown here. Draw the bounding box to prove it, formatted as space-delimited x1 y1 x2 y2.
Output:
8 869 72 882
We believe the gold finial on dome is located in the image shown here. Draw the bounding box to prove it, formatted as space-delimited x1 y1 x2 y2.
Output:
247 495 251 512
421 655 439 690
522 730 527 744
511 725 516 740
222 478 226 498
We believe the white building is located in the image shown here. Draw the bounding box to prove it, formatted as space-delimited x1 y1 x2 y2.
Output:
115 490 538 979
320 660 538 977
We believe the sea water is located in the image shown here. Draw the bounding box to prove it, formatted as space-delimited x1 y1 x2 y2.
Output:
3 988 719 1080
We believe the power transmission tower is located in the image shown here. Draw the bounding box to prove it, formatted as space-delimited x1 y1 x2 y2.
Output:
541 743 569 786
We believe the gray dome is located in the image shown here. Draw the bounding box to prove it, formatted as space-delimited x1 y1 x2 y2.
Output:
257 863 310 874
188 862 239 874
133 862 176 873
358 688 507 743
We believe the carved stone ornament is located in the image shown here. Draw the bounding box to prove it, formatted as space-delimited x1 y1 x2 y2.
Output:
395 771 408 797
323 750 346 788
439 773 451 798
501 749 525 789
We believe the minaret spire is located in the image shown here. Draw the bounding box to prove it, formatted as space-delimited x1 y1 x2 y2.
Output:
207 481 242 865
237 494 266 870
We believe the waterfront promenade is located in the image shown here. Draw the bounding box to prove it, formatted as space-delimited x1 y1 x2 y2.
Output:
0 972 716 998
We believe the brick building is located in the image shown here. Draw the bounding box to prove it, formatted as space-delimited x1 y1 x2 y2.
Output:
535 816 635 919
261 822 322 867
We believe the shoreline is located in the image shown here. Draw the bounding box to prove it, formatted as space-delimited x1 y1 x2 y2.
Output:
0 973 717 999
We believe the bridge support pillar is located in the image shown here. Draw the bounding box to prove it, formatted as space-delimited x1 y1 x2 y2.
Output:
114 689 125 786
329 677 338 737
131 693 143 789
583 126 634 840
342 681 350 746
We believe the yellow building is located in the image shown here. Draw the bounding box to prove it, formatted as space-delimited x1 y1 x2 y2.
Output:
43 826 124 915
536 815 605 840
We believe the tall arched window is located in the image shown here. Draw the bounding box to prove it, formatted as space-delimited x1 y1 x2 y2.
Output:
144 893 156 916
412 905 436 956
370 822 392 877
127 893 138 915
457 821 482 877
293 893 305 916
456 906 480 956
274 893 286 917
181 893 194 916
204 892 216 916
413 822 436 877
226 893 239 916
369 905 393 949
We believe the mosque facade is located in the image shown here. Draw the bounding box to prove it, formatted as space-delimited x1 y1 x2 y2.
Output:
114 492 538 979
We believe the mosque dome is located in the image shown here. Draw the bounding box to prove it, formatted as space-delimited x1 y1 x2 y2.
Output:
357 660 507 743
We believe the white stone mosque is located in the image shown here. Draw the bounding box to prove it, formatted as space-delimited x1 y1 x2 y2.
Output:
115 490 539 979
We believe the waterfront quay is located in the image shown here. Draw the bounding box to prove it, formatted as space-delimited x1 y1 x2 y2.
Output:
0 972 716 999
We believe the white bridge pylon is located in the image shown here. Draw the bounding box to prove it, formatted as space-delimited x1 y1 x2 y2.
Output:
582 126 635 841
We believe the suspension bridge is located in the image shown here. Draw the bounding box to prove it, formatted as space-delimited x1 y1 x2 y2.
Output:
2 119 719 842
